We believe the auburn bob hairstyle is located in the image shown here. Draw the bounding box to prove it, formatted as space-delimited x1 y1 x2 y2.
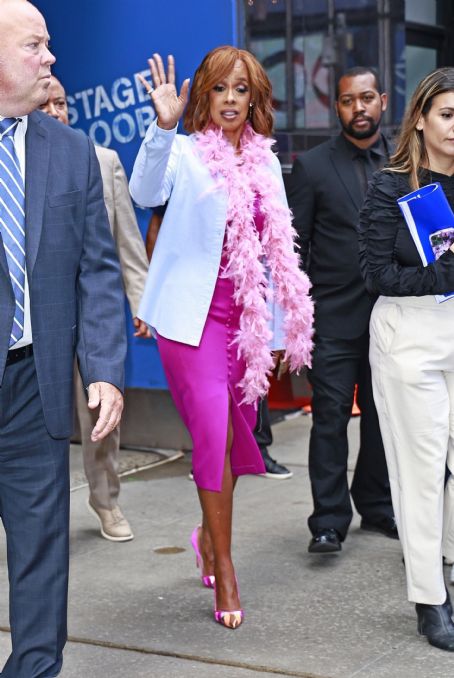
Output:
390 67 454 190
184 45 274 137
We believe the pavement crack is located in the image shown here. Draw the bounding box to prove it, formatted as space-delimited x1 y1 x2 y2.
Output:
346 638 410 677
0 626 333 678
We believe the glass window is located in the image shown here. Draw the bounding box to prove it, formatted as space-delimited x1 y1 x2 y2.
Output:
292 0 330 129
405 0 438 25
292 2 380 129
250 35 288 128
393 27 406 126
243 0 408 139
296 33 329 129
334 0 377 8
405 45 437 101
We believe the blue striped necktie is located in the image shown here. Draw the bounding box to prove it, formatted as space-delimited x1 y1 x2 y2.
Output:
0 118 25 347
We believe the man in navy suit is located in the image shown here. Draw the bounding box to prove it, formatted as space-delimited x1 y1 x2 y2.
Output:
0 1 126 676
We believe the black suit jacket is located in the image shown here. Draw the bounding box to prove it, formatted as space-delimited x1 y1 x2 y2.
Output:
287 133 392 339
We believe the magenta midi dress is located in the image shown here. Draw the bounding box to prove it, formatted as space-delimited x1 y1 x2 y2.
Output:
157 203 267 492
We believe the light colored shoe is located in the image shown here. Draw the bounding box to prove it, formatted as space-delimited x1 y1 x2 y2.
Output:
213 577 244 629
87 498 134 542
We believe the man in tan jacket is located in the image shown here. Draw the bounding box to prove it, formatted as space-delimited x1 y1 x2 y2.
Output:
41 75 150 541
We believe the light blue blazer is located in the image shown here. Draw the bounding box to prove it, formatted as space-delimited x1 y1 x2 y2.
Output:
129 121 285 348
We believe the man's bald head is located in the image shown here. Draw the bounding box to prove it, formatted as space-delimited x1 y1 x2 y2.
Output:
0 0 56 116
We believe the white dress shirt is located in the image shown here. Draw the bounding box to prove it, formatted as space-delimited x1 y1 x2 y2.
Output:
130 120 285 349
0 115 32 349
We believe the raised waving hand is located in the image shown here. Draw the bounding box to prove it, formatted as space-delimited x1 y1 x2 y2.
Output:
138 54 190 130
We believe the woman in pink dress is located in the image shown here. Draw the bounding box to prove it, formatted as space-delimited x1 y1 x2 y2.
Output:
130 46 313 628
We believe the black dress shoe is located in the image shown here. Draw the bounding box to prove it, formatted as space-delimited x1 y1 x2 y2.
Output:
360 516 399 540
308 528 341 554
416 598 454 651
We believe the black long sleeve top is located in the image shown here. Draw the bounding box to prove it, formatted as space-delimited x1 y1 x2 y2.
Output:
358 168 454 297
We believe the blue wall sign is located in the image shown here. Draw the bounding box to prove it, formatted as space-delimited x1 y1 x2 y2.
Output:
35 0 238 387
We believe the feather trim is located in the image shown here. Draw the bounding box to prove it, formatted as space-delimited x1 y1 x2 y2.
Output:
195 123 314 404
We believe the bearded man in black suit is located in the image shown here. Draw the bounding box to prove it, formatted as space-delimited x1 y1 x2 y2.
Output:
288 67 396 554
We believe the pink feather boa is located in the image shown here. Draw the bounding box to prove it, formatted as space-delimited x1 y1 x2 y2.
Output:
195 123 314 404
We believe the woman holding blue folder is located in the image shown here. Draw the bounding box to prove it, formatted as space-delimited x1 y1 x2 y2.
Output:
359 68 454 651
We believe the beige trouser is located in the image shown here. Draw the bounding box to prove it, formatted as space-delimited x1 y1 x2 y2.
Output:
74 368 121 510
370 295 454 605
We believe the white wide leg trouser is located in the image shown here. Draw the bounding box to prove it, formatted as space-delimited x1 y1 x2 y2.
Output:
370 295 454 604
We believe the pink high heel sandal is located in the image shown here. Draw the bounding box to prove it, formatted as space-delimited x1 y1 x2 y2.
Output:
190 525 215 589
214 578 244 629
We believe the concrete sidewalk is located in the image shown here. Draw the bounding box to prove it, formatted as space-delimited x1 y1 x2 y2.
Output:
0 413 453 677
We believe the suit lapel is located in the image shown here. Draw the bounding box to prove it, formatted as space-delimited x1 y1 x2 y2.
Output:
25 112 50 274
330 135 362 211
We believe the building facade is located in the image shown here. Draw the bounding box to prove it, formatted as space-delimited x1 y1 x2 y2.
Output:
241 0 454 164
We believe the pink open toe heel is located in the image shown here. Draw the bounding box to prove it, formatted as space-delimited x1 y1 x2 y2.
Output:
214 578 244 629
190 525 215 589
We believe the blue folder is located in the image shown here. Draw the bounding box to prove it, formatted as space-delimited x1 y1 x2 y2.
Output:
397 182 454 303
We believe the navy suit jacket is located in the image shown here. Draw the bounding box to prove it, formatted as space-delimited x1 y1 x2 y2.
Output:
0 111 126 438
